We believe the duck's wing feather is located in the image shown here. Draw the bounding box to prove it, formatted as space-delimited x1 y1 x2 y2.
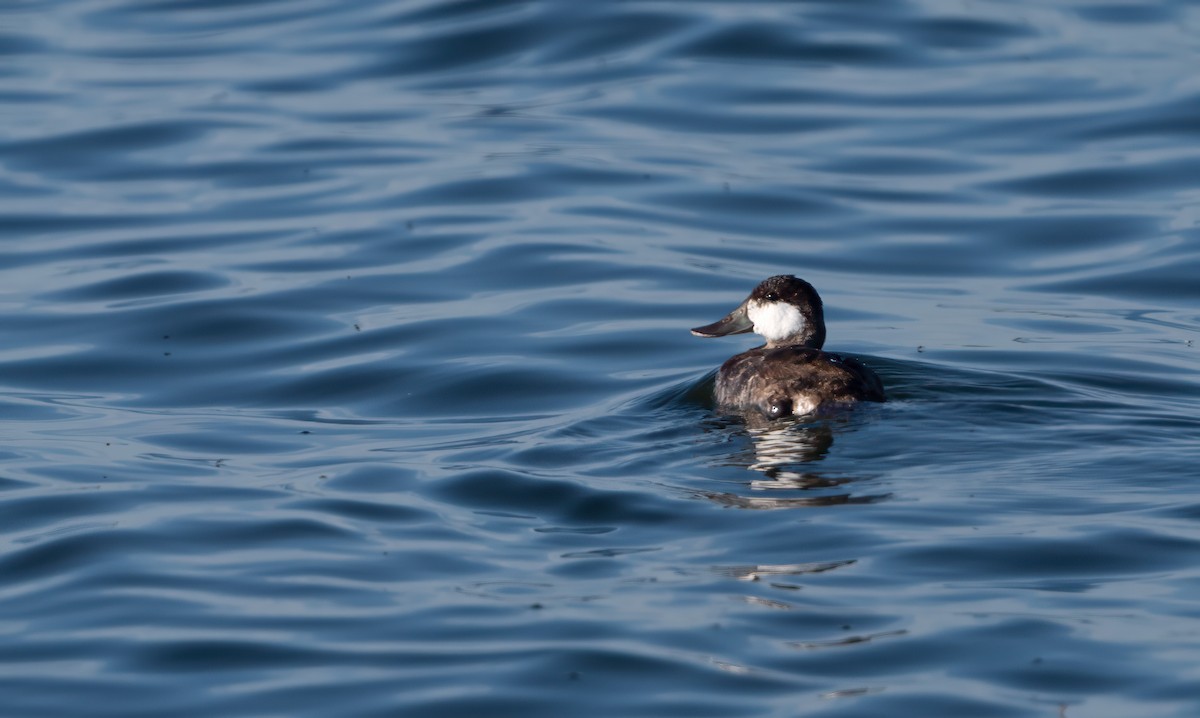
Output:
715 346 885 414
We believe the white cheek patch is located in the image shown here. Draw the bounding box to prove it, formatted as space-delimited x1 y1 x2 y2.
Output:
747 300 805 343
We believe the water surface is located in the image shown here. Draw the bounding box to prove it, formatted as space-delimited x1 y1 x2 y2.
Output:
1 1 1199 716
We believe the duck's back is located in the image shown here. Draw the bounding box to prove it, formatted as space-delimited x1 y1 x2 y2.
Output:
714 345 885 418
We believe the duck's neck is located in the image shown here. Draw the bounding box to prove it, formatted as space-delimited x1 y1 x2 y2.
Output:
766 322 824 349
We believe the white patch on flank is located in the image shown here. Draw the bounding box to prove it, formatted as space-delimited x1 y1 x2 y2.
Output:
746 300 805 343
791 396 818 416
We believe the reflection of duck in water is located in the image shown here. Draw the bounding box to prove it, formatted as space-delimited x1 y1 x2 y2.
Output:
700 420 891 509
691 275 884 420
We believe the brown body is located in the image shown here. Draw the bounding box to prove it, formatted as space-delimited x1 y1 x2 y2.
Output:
714 345 885 419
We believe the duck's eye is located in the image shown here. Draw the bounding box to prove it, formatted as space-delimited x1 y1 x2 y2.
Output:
765 292 778 301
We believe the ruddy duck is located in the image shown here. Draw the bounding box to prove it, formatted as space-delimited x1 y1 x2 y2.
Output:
691 275 884 419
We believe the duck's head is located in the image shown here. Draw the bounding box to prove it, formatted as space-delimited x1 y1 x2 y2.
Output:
690 275 826 349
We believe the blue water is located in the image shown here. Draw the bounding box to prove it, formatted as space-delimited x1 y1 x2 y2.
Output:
2 1 1199 716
